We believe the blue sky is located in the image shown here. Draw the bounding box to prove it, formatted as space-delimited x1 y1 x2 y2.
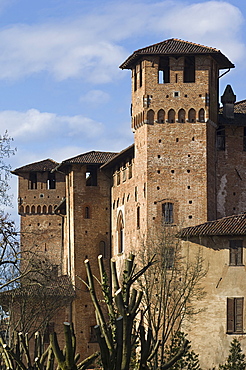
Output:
1 0 246 221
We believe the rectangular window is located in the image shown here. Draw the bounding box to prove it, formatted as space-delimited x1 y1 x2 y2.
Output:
216 127 225 151
28 172 37 189
227 298 244 333
243 127 246 151
162 202 173 224
158 56 170 84
184 56 195 83
89 325 98 343
44 322 55 343
86 165 97 186
229 240 243 266
47 172 56 189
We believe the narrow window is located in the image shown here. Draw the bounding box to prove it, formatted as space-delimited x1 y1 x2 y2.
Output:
188 108 196 123
19 205 24 214
243 127 246 151
227 298 244 333
31 205 35 214
99 241 107 258
184 56 195 83
134 66 137 91
147 109 154 124
137 206 140 229
44 322 55 344
216 126 225 151
135 186 138 202
139 62 142 87
28 172 37 190
85 206 90 219
117 211 124 254
37 205 41 214
162 202 174 224
178 109 185 123
229 240 243 266
128 160 132 179
158 56 170 84
43 205 47 214
166 247 175 269
26 205 30 214
198 108 205 122
157 109 165 123
48 205 53 214
47 172 56 189
89 325 98 343
168 109 175 123
86 165 97 186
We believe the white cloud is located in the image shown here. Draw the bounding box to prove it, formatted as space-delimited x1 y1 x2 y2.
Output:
0 109 103 142
0 1 244 82
80 90 110 105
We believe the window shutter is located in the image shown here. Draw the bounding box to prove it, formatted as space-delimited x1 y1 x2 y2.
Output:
227 298 234 333
229 248 236 265
235 298 244 332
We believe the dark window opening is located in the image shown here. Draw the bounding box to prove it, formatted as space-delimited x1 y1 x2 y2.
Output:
37 205 41 214
158 56 170 84
229 240 243 266
162 202 174 224
89 325 98 343
216 126 225 151
29 172 37 190
168 109 175 123
188 108 196 123
157 109 165 123
99 241 107 258
134 67 137 91
184 56 195 83
147 109 154 124
178 109 185 123
47 172 56 189
137 206 140 229
44 322 55 344
227 297 243 333
166 247 174 269
31 205 35 214
86 165 97 186
198 108 205 122
139 62 142 87
85 206 90 219
243 127 246 151
117 211 124 254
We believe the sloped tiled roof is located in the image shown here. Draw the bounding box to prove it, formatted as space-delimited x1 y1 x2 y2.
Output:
101 144 134 170
57 151 118 171
180 214 246 238
12 159 59 175
120 38 234 70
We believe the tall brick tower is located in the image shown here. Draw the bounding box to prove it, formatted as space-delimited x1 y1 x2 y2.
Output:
120 39 234 237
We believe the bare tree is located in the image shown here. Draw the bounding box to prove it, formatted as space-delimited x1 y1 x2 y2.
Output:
138 228 207 369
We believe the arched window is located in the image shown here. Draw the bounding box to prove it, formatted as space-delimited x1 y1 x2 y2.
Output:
188 108 196 123
198 108 205 122
19 205 24 214
31 205 35 214
43 205 47 214
178 109 185 123
168 109 175 123
26 205 30 214
162 202 174 224
85 206 90 219
157 109 165 123
117 211 124 254
99 241 107 259
48 205 53 214
147 109 154 124
37 205 41 214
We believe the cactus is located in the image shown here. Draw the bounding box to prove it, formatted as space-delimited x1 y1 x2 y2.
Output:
84 253 157 370
0 322 99 370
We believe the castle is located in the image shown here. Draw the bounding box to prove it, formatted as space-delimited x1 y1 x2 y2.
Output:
12 38 246 368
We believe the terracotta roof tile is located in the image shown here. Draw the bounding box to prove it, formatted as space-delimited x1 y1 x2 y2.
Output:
180 214 246 238
120 38 234 70
59 151 118 167
12 159 58 175
218 100 246 126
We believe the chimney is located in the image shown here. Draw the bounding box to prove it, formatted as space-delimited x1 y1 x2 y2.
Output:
221 85 236 119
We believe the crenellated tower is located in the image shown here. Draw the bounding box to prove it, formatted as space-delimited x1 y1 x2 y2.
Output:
120 39 234 235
